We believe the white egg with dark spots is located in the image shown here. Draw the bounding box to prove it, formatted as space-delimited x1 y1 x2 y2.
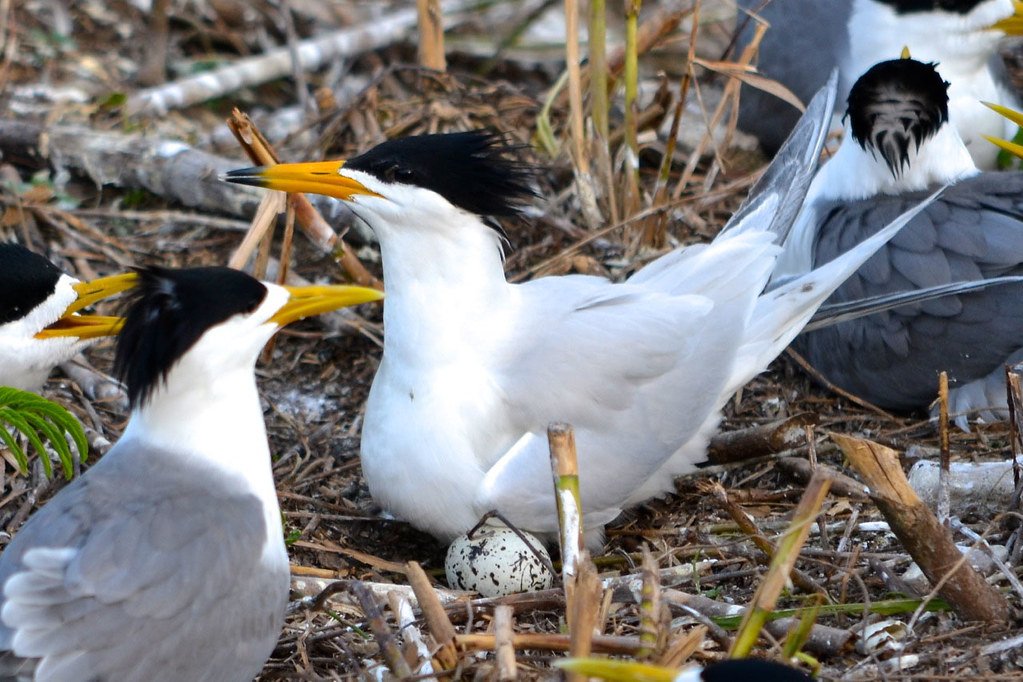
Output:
444 528 554 597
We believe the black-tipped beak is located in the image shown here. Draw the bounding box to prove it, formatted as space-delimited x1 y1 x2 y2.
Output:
222 161 381 201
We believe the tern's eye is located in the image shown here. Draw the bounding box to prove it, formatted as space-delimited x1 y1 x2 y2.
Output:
384 165 415 183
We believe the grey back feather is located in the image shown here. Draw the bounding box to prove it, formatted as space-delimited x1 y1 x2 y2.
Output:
795 173 1023 409
0 438 288 682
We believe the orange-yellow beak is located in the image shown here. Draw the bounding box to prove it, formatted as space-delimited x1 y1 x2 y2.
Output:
268 284 383 327
989 1 1023 33
34 272 136 340
222 160 382 201
982 101 1023 159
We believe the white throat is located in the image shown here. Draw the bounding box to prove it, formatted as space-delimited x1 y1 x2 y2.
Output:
347 173 514 366
0 274 90 392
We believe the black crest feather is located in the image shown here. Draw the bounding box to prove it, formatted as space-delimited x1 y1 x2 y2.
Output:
875 0 989 14
345 130 538 217
0 242 63 326
114 266 267 409
846 58 949 178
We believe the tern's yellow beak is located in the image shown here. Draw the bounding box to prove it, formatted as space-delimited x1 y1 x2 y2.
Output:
556 658 676 682
35 315 124 340
269 284 383 327
982 101 1023 159
222 160 382 201
989 1 1023 33
35 272 137 340
67 272 138 315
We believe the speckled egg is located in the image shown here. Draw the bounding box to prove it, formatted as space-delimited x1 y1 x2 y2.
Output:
444 527 555 597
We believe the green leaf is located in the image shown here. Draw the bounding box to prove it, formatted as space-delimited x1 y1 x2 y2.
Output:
0 387 88 480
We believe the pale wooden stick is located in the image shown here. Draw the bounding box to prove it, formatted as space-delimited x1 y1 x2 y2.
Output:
832 433 1010 623
416 0 446 71
228 191 285 269
126 7 421 114
937 371 951 523
405 561 459 671
493 605 517 681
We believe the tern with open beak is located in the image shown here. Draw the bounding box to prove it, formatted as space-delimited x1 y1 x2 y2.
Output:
0 243 131 392
224 90 932 546
0 265 382 680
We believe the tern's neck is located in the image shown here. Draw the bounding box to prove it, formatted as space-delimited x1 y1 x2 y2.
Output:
122 364 273 494
372 210 512 364
808 123 978 203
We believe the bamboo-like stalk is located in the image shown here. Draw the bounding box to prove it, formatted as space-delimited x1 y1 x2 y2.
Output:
588 0 609 141
637 546 661 660
729 473 832 658
567 555 602 682
623 0 643 222
782 594 824 659
548 421 583 617
642 0 700 247
564 0 602 227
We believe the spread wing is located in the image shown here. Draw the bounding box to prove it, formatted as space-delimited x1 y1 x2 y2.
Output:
795 173 1023 409
0 443 287 682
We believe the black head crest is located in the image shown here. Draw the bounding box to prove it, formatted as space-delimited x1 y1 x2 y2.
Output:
114 266 267 409
846 58 949 177
0 242 63 326
345 130 538 217
873 0 990 15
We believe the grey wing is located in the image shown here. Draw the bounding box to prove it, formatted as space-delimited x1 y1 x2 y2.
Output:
723 70 837 243
0 450 288 682
795 174 1023 409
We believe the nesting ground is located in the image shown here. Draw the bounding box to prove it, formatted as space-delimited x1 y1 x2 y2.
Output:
3 1 1023 679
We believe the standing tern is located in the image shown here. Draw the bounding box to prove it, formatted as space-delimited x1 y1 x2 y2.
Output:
0 242 131 392
736 0 1022 168
0 265 382 681
784 55 1023 428
224 108 931 545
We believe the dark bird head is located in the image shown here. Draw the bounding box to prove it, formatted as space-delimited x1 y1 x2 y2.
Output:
223 131 539 235
846 57 949 177
113 266 381 410
872 0 1000 15
0 242 63 326
114 266 268 409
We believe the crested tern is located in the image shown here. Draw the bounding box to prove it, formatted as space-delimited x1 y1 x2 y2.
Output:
0 242 131 392
736 0 1022 168
0 265 382 680
224 96 931 545
784 55 1023 428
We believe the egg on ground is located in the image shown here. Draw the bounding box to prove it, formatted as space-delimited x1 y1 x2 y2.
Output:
444 527 555 598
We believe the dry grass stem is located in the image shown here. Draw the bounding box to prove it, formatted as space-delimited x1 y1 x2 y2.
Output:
730 472 832 657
